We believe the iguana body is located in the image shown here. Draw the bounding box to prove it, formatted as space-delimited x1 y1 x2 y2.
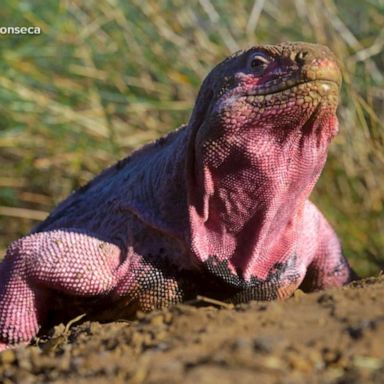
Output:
0 42 354 349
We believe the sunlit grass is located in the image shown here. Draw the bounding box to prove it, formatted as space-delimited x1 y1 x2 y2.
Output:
0 0 383 276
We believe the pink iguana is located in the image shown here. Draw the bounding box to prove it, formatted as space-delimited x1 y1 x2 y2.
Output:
0 42 355 349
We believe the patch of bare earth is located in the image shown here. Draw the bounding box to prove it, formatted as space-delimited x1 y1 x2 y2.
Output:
0 276 383 384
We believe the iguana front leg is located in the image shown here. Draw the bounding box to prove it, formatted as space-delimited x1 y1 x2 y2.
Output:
299 201 356 292
0 229 125 349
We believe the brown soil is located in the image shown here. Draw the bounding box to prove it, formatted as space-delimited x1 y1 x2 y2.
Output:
0 276 383 384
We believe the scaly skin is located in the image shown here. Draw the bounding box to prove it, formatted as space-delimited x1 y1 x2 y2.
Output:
0 42 355 349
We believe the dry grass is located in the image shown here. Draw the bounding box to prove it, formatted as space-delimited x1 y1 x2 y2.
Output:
0 0 383 275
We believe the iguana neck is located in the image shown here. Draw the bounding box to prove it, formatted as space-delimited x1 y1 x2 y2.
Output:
186 112 335 281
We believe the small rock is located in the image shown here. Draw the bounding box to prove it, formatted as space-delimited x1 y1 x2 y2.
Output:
0 350 16 365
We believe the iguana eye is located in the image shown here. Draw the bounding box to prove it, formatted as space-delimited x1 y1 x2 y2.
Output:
250 53 269 74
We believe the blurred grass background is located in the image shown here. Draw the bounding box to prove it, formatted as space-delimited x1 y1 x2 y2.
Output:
0 0 383 276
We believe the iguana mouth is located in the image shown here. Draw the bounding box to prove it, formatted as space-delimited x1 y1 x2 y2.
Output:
213 79 340 112
246 79 340 97
242 80 340 109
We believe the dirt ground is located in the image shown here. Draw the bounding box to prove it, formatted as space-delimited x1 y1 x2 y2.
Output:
0 275 383 384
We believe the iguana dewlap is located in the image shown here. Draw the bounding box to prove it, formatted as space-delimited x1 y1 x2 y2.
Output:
0 42 355 349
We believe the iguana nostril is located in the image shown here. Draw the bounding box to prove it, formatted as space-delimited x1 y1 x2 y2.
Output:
295 50 308 65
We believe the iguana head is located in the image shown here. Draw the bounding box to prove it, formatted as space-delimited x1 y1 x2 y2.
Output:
187 42 342 282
